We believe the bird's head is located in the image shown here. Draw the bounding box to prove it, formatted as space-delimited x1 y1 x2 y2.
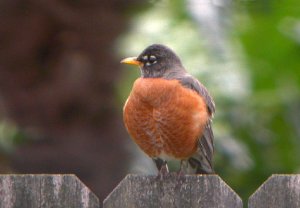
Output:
121 44 185 78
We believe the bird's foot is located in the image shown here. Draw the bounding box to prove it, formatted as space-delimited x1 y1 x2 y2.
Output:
157 164 169 180
176 168 185 178
176 160 188 179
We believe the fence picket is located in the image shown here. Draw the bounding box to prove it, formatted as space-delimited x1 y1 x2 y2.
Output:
103 174 242 208
0 174 99 208
248 174 300 208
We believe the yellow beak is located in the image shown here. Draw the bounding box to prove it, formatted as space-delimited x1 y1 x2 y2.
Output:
120 57 143 66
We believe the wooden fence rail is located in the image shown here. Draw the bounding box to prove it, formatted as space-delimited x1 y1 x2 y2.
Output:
0 174 300 208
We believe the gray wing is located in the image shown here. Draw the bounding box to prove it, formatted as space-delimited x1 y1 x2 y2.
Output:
178 75 215 115
178 74 215 174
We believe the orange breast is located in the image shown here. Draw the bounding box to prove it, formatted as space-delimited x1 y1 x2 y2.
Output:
123 78 209 160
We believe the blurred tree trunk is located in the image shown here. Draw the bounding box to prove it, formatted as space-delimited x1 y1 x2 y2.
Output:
0 0 141 201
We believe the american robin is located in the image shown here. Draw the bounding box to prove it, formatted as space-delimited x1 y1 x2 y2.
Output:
121 44 215 175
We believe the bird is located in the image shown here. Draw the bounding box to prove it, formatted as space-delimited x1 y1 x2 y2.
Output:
121 44 215 175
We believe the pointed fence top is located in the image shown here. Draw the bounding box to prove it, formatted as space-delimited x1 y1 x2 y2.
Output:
248 174 300 208
0 174 99 208
104 174 242 208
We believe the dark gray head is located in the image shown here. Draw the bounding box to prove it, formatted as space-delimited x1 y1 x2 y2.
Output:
121 44 185 78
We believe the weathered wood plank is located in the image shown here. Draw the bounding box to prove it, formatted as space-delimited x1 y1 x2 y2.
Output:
103 174 242 208
248 174 300 208
0 174 99 208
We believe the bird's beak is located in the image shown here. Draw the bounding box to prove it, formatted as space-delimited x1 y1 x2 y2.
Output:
120 57 143 66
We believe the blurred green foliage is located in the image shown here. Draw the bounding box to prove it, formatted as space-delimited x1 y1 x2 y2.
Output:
118 0 300 201
0 120 24 153
233 0 300 199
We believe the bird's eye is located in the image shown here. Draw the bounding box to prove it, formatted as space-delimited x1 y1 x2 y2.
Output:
149 55 157 63
142 55 157 66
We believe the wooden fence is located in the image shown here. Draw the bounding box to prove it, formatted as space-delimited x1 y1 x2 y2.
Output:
0 174 300 208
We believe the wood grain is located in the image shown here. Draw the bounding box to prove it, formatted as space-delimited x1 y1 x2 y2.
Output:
248 174 300 208
103 174 242 208
0 174 99 208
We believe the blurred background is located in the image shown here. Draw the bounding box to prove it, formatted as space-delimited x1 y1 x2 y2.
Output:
0 0 300 203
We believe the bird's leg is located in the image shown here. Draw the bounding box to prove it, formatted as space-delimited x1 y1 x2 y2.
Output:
153 158 169 179
159 162 169 176
177 160 188 177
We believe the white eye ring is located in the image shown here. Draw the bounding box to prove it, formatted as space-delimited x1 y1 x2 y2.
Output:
145 60 157 66
149 55 156 60
142 55 148 61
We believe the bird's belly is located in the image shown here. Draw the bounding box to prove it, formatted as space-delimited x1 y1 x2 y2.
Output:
123 78 209 159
